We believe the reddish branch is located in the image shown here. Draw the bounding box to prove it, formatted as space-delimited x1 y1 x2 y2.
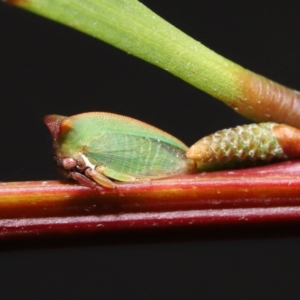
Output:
1 160 300 249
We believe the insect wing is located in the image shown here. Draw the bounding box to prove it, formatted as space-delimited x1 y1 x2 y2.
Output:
83 132 189 178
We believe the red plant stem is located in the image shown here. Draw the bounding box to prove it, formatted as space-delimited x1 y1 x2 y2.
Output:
1 160 300 249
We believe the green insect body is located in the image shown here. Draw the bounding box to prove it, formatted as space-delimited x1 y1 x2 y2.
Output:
44 112 196 190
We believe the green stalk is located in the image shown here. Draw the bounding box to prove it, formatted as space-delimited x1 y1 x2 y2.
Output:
7 0 300 127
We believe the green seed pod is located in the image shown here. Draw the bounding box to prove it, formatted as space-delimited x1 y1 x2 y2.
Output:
187 123 300 171
44 112 195 190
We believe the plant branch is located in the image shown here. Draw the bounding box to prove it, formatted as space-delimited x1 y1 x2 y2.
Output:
1 160 300 249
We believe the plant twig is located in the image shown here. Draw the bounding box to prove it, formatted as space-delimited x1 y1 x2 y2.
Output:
1 160 300 249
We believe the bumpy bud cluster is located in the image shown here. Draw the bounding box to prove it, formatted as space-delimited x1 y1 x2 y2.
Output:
187 123 287 165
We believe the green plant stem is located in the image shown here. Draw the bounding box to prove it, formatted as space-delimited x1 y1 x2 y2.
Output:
8 0 300 127
10 0 241 99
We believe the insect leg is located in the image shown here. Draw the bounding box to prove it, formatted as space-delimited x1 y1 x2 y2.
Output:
96 165 141 183
69 171 106 191
85 168 116 189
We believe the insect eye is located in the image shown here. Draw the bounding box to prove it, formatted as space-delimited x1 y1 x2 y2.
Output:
62 158 77 170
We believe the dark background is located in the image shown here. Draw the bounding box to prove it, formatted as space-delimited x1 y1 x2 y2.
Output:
1 1 300 299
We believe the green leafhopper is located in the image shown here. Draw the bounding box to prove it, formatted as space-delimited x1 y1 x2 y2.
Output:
44 112 196 190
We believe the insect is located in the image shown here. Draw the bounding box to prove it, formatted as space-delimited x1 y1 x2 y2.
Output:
44 112 196 190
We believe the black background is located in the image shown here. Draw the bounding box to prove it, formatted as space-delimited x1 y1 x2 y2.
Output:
1 1 300 299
